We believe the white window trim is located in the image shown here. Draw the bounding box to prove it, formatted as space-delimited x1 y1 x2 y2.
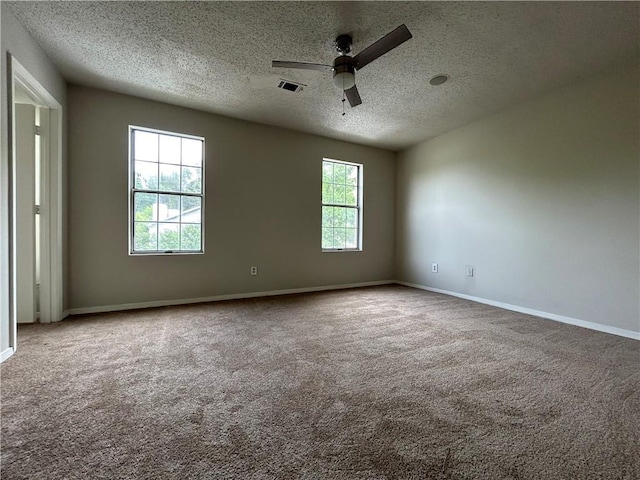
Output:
322 158 363 252
128 125 205 255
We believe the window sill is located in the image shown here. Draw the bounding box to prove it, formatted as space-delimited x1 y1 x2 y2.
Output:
129 251 204 256
322 248 362 253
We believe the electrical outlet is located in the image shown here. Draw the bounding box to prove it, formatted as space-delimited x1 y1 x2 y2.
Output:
465 266 474 277
250 266 258 276
431 263 438 273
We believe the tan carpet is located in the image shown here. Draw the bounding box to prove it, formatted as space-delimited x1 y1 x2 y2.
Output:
1 285 638 479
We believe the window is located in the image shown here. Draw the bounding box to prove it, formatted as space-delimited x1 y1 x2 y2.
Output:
322 158 362 251
129 126 204 254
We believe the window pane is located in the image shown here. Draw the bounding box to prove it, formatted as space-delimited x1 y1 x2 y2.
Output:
322 183 334 204
159 135 181 165
345 165 357 186
333 207 346 227
345 186 358 206
331 207 341 227
334 163 346 184
181 196 202 223
158 194 181 222
158 223 180 250
346 228 358 249
181 224 201 250
322 206 333 227
159 164 180 192
134 131 158 162
334 228 346 249
181 167 202 194
322 228 334 249
345 208 357 228
134 222 157 251
334 184 346 205
134 161 158 190
182 138 202 167
322 161 333 184
134 192 157 221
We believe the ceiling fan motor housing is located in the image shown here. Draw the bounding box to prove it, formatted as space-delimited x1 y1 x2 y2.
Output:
333 55 356 90
335 34 353 54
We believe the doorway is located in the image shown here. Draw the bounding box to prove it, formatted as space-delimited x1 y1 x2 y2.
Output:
1 55 64 361
14 89 42 325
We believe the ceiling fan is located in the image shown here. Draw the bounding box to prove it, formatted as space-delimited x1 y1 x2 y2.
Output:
272 24 412 108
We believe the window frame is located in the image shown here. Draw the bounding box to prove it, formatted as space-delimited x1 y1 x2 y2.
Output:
321 158 363 252
128 125 205 255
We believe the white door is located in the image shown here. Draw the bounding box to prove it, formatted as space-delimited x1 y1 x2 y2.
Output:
14 104 38 324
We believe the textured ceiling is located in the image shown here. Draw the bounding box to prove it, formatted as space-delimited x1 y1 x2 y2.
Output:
6 1 639 151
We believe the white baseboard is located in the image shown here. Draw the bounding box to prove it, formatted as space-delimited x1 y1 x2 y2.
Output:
1 347 15 363
67 280 395 316
396 281 640 340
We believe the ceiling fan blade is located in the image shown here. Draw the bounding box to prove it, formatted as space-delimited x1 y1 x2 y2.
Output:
345 85 362 107
353 24 412 70
272 61 333 71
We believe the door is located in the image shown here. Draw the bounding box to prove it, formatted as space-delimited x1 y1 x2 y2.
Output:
14 104 38 324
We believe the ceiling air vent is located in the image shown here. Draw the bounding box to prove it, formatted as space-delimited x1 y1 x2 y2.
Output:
277 79 305 93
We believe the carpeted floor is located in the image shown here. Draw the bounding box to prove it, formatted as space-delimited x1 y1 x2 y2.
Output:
1 285 638 479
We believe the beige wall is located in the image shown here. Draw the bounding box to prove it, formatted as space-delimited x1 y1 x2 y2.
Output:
1 6 67 352
396 61 640 333
68 86 395 310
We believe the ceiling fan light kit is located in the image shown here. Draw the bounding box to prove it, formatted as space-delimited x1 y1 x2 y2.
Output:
332 56 356 90
272 24 413 108
333 70 356 90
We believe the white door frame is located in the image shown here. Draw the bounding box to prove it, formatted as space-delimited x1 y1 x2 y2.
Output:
4 55 64 359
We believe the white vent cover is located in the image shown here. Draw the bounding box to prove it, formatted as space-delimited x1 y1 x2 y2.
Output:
277 79 305 93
